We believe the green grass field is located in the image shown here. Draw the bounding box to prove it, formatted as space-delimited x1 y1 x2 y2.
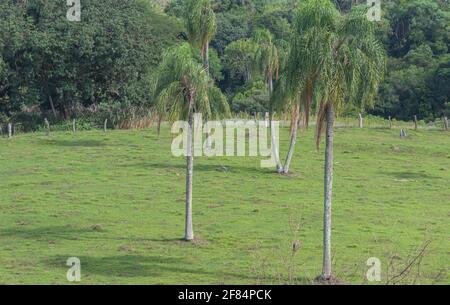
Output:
0 125 448 284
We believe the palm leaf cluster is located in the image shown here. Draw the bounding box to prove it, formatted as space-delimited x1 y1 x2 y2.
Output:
185 0 217 59
286 0 386 147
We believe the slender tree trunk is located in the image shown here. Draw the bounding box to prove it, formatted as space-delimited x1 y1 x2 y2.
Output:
268 77 283 173
322 103 335 281
185 108 194 241
444 117 449 131
358 113 363 128
48 93 57 118
283 105 300 174
282 118 299 175
104 119 108 133
203 43 210 74
203 43 211 151
388 116 392 129
414 115 418 130
7 123 12 138
44 118 50 136
157 115 162 135
72 119 76 133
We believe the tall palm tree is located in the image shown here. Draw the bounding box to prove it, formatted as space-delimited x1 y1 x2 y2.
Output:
253 29 283 173
153 43 228 241
288 0 386 280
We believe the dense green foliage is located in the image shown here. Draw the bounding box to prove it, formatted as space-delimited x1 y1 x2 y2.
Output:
0 0 448 131
166 0 449 120
0 0 182 130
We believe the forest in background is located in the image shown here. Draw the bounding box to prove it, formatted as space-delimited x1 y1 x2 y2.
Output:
0 0 448 131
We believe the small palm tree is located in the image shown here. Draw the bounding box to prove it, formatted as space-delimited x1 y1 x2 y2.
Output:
289 0 386 280
153 43 228 241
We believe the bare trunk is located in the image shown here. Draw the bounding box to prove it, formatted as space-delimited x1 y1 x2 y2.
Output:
322 103 335 280
72 119 76 133
388 116 392 129
203 43 210 75
157 115 162 135
283 107 300 174
44 118 50 136
203 43 211 151
7 123 12 138
444 117 449 131
104 119 108 133
358 113 363 128
48 94 57 118
414 115 418 130
185 108 194 241
268 77 282 173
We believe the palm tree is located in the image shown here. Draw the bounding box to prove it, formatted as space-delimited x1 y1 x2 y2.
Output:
185 0 217 74
184 0 218 149
153 43 228 241
288 0 386 280
253 29 283 173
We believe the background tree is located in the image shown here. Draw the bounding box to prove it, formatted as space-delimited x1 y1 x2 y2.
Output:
253 29 283 172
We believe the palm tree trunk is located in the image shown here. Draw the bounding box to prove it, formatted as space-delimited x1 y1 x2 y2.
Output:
268 77 283 173
282 107 299 174
203 43 212 150
48 94 57 118
322 103 335 280
7 123 12 138
185 109 194 241
203 43 210 74
157 115 162 135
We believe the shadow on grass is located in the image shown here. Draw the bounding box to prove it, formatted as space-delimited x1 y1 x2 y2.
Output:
384 171 439 180
124 162 274 175
37 139 106 147
4 225 312 283
44 254 312 283
0 225 96 240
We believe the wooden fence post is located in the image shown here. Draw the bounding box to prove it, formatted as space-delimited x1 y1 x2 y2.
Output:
414 115 418 130
7 123 12 138
359 113 363 128
44 118 50 136
265 112 269 128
